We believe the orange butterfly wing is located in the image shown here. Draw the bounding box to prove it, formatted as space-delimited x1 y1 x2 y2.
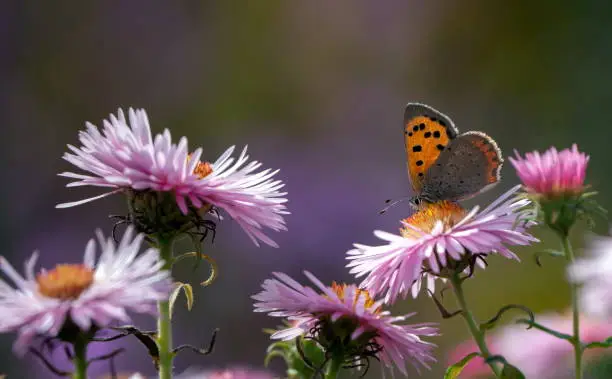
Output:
403 103 459 192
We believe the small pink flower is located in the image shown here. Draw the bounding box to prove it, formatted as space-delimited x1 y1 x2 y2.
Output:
346 186 537 303
568 229 612 318
0 227 171 354
509 144 589 197
253 271 438 375
58 108 288 247
447 312 612 379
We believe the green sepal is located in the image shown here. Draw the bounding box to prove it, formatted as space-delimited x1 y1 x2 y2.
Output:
264 337 326 379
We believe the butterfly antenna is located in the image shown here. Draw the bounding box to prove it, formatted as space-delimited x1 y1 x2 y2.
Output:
379 197 411 214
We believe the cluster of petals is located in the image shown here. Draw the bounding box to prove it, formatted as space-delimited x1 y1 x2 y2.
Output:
509 144 589 196
0 227 171 354
346 186 538 303
448 312 612 378
567 228 612 318
252 271 438 375
58 108 288 247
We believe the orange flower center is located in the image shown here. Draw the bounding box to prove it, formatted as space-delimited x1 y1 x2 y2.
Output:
187 154 214 179
331 282 380 314
37 264 94 300
194 161 213 179
401 201 467 237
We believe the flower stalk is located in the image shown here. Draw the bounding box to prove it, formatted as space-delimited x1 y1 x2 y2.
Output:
156 238 175 379
562 235 583 379
72 336 88 379
449 273 502 378
325 352 343 379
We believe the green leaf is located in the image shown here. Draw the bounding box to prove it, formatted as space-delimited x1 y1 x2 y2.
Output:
168 282 194 319
501 363 526 379
444 352 480 379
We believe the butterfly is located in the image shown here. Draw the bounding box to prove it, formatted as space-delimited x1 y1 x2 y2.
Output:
403 103 503 206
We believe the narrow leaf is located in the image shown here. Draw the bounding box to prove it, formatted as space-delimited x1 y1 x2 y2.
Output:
168 282 194 320
481 304 534 331
444 352 480 379
515 318 573 341
533 249 565 267
180 283 194 311
584 336 612 350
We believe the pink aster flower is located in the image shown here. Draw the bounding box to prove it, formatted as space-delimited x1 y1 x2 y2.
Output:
347 186 538 303
568 229 612 318
252 271 438 375
448 312 612 379
509 144 589 197
0 227 171 354
57 108 288 247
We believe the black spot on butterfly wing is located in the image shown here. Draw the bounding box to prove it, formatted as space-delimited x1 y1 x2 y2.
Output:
403 103 459 138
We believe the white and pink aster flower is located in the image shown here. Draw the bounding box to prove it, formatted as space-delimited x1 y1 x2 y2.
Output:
57 108 288 247
252 271 438 375
0 227 171 354
448 311 612 379
509 144 589 197
568 229 612 318
346 186 538 303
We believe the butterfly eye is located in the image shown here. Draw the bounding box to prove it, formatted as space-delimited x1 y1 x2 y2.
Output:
409 196 422 209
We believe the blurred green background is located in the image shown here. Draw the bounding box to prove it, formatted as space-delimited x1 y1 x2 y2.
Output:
2 1 612 378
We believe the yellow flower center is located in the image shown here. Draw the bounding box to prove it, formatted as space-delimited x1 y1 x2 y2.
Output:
401 201 467 237
37 264 94 300
331 282 380 314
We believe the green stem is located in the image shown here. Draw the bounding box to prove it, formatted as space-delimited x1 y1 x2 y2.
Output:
325 352 343 379
450 274 502 378
157 238 175 379
562 236 583 379
72 336 88 379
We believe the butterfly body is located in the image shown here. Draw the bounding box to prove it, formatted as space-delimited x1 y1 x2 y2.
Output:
403 103 503 205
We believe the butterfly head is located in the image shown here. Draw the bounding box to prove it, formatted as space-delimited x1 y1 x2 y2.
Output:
408 194 435 210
